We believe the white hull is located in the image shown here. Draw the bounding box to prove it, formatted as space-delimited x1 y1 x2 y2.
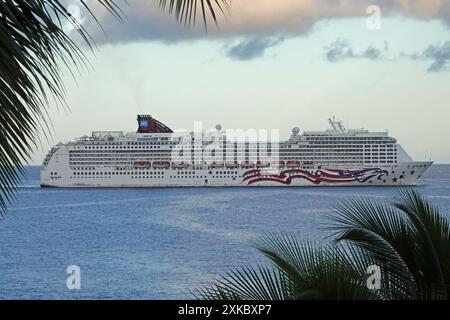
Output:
41 161 432 188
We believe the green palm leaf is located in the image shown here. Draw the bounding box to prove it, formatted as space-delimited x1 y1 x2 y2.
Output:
197 233 381 300
329 189 450 299
392 188 450 298
254 233 380 300
196 190 450 300
159 0 231 29
194 265 293 300
0 0 102 216
327 197 418 298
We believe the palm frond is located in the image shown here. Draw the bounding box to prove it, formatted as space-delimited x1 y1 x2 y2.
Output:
329 190 450 299
328 197 418 293
158 0 230 29
392 188 450 298
196 190 450 300
196 232 381 300
253 232 381 300
194 265 294 300
0 0 119 216
0 0 227 216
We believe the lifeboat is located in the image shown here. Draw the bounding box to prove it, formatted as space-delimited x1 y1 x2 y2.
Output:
134 160 151 168
256 161 270 168
241 161 254 168
225 162 239 169
153 161 170 169
271 161 285 168
286 161 301 168
210 161 224 168
172 162 189 169
303 161 314 165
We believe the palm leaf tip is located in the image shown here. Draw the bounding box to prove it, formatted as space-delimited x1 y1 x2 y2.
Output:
196 265 292 300
158 0 231 29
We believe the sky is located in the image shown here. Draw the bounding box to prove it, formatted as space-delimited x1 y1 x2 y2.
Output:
32 0 450 164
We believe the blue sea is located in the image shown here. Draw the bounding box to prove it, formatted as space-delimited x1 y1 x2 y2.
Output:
0 165 449 299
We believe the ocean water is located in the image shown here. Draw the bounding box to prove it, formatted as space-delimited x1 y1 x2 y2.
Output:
0 165 449 299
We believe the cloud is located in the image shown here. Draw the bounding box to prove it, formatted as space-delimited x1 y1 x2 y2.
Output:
75 0 450 44
427 60 448 72
225 37 284 61
324 39 386 62
325 39 450 72
409 41 450 72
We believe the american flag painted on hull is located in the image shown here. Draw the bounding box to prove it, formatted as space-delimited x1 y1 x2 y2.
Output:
242 168 389 185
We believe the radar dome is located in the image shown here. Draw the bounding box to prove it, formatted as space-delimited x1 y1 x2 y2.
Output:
292 127 300 136
216 124 222 131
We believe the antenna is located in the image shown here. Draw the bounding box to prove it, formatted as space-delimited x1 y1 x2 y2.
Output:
337 120 345 132
328 116 345 132
328 116 338 131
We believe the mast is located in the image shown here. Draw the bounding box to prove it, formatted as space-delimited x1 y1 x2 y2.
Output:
328 116 345 132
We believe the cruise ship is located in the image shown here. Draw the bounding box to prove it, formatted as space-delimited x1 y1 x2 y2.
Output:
40 115 432 187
